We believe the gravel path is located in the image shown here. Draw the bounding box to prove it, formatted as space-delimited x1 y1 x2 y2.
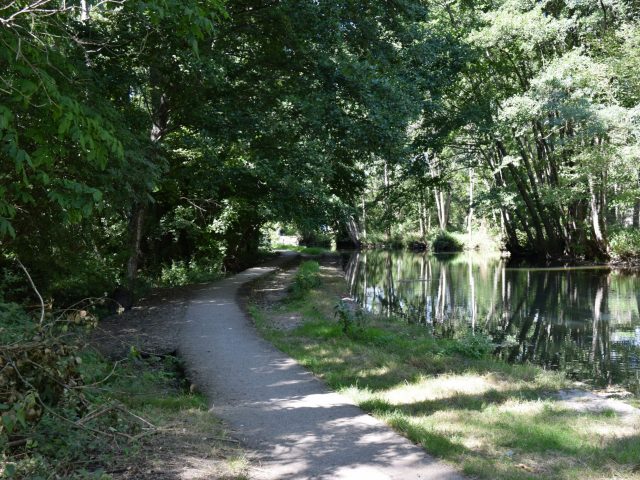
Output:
178 253 464 480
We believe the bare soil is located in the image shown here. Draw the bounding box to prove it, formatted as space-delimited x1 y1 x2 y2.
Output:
91 283 199 359
90 283 249 480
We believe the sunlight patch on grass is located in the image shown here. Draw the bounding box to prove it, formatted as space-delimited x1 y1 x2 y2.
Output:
249 264 640 480
383 374 497 405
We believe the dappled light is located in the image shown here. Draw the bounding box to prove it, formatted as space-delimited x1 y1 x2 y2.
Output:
4 0 640 477
255 260 640 479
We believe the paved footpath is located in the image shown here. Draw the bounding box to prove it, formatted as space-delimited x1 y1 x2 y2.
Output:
178 253 464 480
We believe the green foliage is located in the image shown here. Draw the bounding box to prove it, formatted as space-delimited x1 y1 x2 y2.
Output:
334 300 366 337
353 1 640 260
445 331 495 360
299 231 333 249
2 347 206 479
432 231 464 253
274 245 328 255
289 261 321 299
609 229 640 261
0 302 130 478
0 303 97 444
159 260 223 287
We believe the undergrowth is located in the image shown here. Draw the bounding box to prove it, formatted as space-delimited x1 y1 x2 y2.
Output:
0 297 224 479
289 261 321 299
610 228 640 261
273 245 329 255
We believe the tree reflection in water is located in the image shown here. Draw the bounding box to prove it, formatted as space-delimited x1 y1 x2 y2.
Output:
343 251 640 394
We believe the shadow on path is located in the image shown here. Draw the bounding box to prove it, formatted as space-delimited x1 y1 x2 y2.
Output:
179 253 464 480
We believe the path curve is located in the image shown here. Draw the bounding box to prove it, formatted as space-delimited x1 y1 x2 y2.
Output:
178 253 464 480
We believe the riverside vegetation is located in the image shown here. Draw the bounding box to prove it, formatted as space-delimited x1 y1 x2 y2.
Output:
250 261 640 480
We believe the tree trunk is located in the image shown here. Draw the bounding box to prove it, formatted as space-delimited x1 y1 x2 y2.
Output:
468 168 474 239
588 173 608 257
361 196 367 239
434 189 450 230
418 188 427 240
125 66 170 287
80 0 90 21
634 170 640 228
126 203 145 286
346 216 361 247
384 160 391 240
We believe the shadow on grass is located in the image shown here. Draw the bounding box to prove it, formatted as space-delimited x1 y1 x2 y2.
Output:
355 383 640 461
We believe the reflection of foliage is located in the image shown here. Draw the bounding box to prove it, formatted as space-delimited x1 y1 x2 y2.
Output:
345 250 640 394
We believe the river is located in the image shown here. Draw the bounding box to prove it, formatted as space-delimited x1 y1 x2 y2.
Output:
342 250 640 395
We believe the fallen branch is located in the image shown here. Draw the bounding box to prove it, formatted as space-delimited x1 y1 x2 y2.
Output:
77 405 116 425
115 405 156 429
16 258 45 324
211 436 240 444
7 438 28 448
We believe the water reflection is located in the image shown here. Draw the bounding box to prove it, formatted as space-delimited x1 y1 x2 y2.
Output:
343 250 640 394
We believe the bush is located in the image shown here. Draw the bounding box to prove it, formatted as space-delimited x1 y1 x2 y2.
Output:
299 231 332 248
274 245 328 255
159 259 223 287
432 230 463 253
610 229 640 261
446 331 494 359
290 261 321 299
334 300 365 336
360 232 405 249
0 301 103 475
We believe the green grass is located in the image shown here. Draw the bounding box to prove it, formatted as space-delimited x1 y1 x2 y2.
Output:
251 265 640 480
273 244 330 255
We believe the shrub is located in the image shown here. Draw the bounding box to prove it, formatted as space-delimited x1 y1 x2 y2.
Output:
334 300 365 336
274 245 328 255
609 229 640 261
159 259 223 287
299 231 332 248
0 302 98 458
289 261 321 299
432 230 463 253
446 331 494 359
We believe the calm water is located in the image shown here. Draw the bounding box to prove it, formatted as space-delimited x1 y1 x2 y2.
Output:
343 250 640 394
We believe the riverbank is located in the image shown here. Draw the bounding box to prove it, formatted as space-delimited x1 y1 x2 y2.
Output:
351 227 640 268
354 229 502 253
248 258 640 480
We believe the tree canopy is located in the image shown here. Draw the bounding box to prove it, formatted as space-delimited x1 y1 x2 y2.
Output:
2 0 640 301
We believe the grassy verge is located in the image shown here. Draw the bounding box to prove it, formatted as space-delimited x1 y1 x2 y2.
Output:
3 350 248 479
249 262 640 480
